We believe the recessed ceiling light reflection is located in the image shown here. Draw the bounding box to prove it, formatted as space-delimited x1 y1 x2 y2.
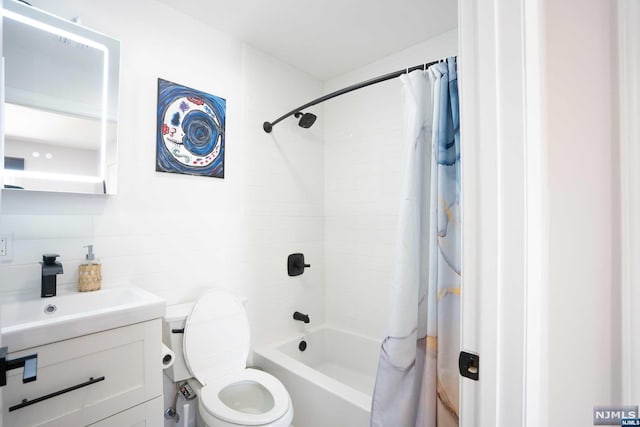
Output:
32 151 40 158
45 153 53 159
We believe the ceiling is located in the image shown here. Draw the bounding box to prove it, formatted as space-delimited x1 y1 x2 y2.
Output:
154 0 458 81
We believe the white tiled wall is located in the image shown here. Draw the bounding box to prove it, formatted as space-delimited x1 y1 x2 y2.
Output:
323 30 458 340
0 0 324 348
239 45 325 344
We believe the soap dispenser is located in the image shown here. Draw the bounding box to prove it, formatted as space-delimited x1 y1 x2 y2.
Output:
78 245 102 292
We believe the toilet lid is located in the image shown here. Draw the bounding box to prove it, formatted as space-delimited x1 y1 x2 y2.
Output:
200 368 291 426
183 290 250 385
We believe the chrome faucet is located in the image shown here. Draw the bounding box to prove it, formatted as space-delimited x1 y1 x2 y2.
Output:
41 254 63 298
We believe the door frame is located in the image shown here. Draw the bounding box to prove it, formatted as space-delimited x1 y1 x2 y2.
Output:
618 0 640 406
458 0 542 424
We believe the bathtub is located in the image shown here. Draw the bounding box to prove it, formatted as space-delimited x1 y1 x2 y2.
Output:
253 327 380 427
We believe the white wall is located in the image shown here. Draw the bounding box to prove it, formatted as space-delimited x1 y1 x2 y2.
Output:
543 0 619 424
323 30 457 340
0 0 324 349
239 45 325 344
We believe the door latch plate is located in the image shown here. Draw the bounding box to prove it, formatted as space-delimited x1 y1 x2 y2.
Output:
459 351 479 381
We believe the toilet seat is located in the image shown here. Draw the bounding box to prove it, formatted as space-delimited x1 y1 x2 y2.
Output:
199 368 290 426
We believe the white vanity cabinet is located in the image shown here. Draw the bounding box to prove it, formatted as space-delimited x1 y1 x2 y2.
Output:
3 319 163 427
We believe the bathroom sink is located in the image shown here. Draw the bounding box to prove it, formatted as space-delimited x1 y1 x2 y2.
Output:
1 287 166 351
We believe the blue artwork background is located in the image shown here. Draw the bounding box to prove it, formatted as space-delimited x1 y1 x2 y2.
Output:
156 78 226 178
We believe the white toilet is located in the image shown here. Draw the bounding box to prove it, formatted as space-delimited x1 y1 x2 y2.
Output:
163 290 294 427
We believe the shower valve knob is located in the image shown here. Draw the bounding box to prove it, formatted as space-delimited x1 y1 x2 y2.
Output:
288 253 310 276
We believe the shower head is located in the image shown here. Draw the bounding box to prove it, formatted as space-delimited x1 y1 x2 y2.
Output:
262 110 317 133
294 112 317 129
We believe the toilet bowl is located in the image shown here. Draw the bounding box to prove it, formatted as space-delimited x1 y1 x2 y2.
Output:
163 291 293 427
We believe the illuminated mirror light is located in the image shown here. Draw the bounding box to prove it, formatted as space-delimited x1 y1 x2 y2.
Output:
1 9 107 52
2 6 110 186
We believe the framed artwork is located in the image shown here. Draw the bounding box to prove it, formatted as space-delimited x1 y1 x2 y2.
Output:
156 78 225 178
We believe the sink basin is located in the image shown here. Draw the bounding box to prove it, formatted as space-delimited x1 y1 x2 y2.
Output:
1 287 166 351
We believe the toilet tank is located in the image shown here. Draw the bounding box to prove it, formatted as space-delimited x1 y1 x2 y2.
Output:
162 302 195 382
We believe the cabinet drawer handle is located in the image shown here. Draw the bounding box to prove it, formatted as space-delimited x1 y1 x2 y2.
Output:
9 376 105 412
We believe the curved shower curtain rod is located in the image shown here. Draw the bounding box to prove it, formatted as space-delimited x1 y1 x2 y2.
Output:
263 59 445 133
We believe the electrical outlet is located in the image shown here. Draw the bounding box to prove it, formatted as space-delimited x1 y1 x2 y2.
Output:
0 234 13 260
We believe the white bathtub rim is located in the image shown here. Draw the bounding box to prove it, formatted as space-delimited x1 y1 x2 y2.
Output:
253 324 381 413
255 323 381 352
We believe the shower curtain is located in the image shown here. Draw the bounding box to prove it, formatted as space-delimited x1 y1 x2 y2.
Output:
371 57 460 427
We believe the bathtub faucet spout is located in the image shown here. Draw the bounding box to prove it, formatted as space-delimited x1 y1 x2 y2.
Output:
293 311 310 323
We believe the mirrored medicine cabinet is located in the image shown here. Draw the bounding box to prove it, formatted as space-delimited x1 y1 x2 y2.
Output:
1 0 120 195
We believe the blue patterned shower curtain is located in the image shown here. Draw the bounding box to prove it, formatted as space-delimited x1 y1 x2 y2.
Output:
371 57 460 427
